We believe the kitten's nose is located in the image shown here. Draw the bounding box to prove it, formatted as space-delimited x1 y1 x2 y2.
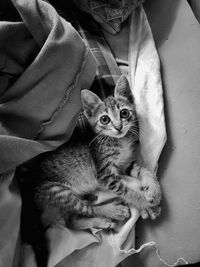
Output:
114 124 123 132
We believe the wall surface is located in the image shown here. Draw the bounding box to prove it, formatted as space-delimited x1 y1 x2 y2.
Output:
123 0 200 266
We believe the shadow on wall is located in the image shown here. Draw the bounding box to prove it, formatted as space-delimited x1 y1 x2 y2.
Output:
143 0 181 191
144 0 181 48
143 0 182 189
144 0 182 223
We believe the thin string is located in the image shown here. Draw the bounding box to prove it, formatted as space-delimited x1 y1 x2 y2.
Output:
110 231 189 267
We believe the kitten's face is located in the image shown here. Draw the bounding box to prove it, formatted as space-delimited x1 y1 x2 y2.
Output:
88 97 136 138
81 75 138 139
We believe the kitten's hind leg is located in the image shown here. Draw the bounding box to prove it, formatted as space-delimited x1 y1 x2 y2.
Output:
35 183 96 221
70 216 115 230
93 200 130 221
60 195 130 223
35 183 129 226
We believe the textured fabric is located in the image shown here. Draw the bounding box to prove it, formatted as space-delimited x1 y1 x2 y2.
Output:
67 4 122 132
0 0 97 173
0 1 166 267
0 0 97 266
73 0 145 34
116 58 129 76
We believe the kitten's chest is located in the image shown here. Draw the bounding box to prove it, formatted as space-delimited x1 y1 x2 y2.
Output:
115 139 134 171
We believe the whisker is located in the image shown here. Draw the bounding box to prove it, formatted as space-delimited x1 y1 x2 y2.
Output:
98 135 107 153
89 133 102 147
129 130 139 136
131 117 149 134
132 118 139 123
100 136 107 152
129 129 139 138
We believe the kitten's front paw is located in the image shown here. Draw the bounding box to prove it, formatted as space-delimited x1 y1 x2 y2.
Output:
95 218 116 230
104 201 130 221
71 216 116 230
141 205 161 220
142 181 161 207
130 164 162 220
131 164 162 207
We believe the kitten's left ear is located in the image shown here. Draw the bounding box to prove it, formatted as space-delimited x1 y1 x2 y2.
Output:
81 89 102 117
114 75 134 103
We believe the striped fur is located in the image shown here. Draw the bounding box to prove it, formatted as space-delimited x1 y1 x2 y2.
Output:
33 76 159 229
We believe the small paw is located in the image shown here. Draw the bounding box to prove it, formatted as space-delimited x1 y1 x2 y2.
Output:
140 209 149 219
130 163 141 178
106 201 130 221
143 183 161 207
149 206 162 220
137 167 162 207
141 205 161 220
96 218 116 230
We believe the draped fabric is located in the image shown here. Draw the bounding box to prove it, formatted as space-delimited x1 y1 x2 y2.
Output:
0 1 166 266
72 0 145 34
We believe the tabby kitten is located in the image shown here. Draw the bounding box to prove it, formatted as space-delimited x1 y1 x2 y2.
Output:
34 75 161 230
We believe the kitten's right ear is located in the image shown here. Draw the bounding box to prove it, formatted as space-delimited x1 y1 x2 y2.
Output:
114 75 134 104
81 89 102 117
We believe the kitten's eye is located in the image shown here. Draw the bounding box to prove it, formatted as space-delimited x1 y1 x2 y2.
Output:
100 115 110 125
120 109 130 119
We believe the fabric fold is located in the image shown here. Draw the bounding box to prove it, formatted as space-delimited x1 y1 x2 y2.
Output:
0 1 166 267
0 1 96 266
0 0 97 174
129 6 166 171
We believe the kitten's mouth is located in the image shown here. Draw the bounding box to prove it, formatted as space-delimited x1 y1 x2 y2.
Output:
107 131 126 138
115 130 127 138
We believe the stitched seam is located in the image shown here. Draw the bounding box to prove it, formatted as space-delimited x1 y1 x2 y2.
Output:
33 45 89 140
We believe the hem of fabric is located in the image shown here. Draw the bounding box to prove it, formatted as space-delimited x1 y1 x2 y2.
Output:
33 44 90 140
